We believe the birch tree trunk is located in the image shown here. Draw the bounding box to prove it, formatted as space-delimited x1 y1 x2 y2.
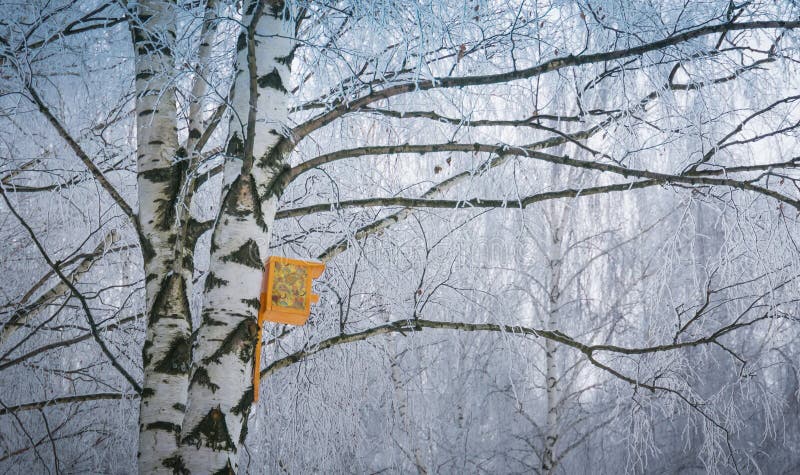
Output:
541 170 570 475
541 229 563 474
132 1 195 473
179 1 294 472
387 315 428 474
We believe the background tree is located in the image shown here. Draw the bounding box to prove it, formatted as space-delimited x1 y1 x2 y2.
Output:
1 0 800 473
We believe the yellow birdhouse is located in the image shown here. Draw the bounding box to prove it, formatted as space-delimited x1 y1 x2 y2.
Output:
259 256 324 326
253 256 324 401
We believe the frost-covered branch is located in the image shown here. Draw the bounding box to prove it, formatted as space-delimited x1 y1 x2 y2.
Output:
291 20 800 141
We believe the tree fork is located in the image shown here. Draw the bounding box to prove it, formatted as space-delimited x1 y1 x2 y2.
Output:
180 1 293 471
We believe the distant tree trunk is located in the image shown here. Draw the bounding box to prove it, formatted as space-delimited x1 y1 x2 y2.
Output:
541 168 569 475
132 1 193 473
387 314 428 474
178 1 294 472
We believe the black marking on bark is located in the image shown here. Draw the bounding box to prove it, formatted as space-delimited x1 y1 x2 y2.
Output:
226 132 244 158
139 109 155 117
188 128 201 139
142 340 154 366
191 367 220 393
268 0 286 17
145 421 181 433
140 235 157 263
136 71 154 81
139 161 188 232
221 239 262 270
236 32 246 52
218 176 251 220
204 272 229 291
156 159 188 231
241 298 261 311
187 218 213 247
257 69 287 93
251 161 290 233
181 252 194 271
211 461 235 475
182 406 236 452
141 387 155 398
136 43 172 56
139 167 172 183
176 146 187 158
256 135 291 172
246 173 268 230
239 416 249 444
162 455 189 474
261 163 292 202
202 318 259 365
210 236 220 254
275 46 297 68
149 274 191 327
201 313 226 326
231 387 253 417
172 403 186 412
153 335 191 375
132 28 147 44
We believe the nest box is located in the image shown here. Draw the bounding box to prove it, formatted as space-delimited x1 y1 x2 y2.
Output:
254 256 324 401
259 256 325 326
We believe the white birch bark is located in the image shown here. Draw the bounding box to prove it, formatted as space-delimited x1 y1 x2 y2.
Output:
179 1 294 472
132 1 193 472
386 313 428 474
541 227 563 473
541 166 570 475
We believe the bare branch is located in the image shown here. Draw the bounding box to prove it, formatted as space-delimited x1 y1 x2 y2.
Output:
277 180 662 219
291 21 800 141
24 84 137 226
0 189 142 394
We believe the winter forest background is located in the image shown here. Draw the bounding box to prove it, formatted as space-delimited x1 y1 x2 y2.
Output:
1 0 800 473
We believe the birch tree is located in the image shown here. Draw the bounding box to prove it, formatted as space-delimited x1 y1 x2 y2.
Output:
2 0 800 473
